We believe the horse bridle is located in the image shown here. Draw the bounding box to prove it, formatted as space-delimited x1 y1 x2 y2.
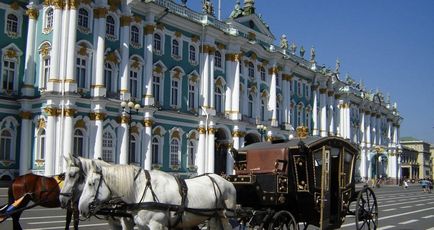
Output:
87 169 113 216
59 161 86 199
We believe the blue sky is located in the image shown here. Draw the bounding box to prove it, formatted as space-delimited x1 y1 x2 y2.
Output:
184 0 434 144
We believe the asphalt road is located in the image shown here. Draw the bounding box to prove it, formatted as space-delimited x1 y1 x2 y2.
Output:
0 183 433 229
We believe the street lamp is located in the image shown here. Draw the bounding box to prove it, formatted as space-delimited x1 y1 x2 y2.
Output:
374 146 383 187
121 100 141 164
256 124 267 142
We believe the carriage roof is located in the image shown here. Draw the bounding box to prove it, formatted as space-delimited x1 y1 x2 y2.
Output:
239 136 359 153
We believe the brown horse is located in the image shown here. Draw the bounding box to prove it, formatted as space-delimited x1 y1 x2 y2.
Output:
3 173 79 230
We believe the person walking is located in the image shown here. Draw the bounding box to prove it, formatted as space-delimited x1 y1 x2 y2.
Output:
403 179 408 189
421 179 428 192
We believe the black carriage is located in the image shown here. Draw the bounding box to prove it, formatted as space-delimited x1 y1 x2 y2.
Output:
227 135 378 230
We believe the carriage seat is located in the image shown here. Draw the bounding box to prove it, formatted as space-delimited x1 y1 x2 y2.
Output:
236 148 288 174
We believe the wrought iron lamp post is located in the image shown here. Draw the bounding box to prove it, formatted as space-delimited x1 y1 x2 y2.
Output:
374 146 382 187
121 101 141 164
256 124 267 142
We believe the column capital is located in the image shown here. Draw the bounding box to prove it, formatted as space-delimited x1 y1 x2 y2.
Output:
268 66 279 75
232 130 245 138
64 108 76 117
89 112 106 121
120 16 132 27
44 107 58 116
119 114 130 124
198 127 206 134
94 8 108 19
208 127 216 134
26 8 39 20
144 24 155 35
319 88 327 94
19 111 32 120
143 118 154 127
68 0 79 9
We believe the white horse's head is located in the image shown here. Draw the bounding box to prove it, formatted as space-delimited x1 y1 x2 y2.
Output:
59 153 85 208
79 161 112 217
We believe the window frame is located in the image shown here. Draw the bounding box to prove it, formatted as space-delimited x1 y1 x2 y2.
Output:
44 7 54 33
102 131 114 162
170 138 180 168
73 129 85 157
0 129 13 161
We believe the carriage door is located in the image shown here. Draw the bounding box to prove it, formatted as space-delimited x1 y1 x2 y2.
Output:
316 147 331 229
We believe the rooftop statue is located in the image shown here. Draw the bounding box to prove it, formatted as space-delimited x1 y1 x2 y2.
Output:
289 42 297 55
280 34 288 50
203 0 214 16
335 58 340 73
243 0 255 15
310 46 316 61
229 0 243 19
300 46 305 58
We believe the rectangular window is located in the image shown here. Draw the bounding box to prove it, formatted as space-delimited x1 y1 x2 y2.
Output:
188 84 195 109
76 58 86 88
130 70 138 98
153 76 161 104
171 80 179 107
42 58 51 88
2 60 15 91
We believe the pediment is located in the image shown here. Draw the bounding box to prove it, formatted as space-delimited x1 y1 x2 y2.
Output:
230 14 274 40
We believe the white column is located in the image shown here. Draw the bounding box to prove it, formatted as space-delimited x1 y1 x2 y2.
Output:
231 54 241 120
365 112 372 179
65 3 77 92
22 8 38 96
228 128 241 175
207 122 215 173
93 113 104 160
312 85 319 135
269 66 278 127
200 46 210 110
376 115 381 145
209 49 215 109
143 116 153 170
59 3 70 95
120 15 131 100
143 22 155 106
224 56 233 114
119 113 129 164
328 92 334 135
335 96 340 136
346 105 351 139
387 119 392 147
19 111 32 175
44 107 57 176
360 111 367 179
92 7 107 97
62 109 74 171
282 74 290 126
197 122 206 175
319 88 327 137
47 5 63 91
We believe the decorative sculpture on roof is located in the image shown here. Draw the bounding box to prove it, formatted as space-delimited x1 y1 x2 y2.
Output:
310 46 316 61
289 42 297 55
280 34 288 50
335 58 340 73
243 0 255 16
181 0 187 6
203 0 214 16
229 0 243 19
300 46 305 58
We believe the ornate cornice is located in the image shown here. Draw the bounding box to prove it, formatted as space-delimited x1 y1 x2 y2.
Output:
19 111 32 120
26 8 39 20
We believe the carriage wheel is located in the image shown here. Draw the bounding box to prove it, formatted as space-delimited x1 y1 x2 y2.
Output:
268 210 298 230
355 187 378 230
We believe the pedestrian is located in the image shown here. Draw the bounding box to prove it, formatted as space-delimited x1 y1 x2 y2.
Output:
428 180 433 193
421 179 428 192
404 180 408 189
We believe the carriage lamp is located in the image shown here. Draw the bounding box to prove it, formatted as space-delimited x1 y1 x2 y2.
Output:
121 100 141 164
257 124 267 142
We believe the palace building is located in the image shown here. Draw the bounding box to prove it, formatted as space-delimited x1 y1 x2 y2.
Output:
0 0 402 183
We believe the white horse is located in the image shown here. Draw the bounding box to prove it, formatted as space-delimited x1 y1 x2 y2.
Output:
59 154 135 230
79 162 237 230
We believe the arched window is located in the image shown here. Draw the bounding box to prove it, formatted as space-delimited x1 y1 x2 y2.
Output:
130 69 138 99
0 130 12 161
188 83 195 110
131 25 139 44
45 8 53 29
153 34 161 53
248 94 254 118
76 57 87 88
38 129 46 160
106 15 115 37
248 62 254 79
215 51 222 68
170 139 180 166
102 132 113 162
189 45 196 63
104 62 113 94
6 14 18 34
152 75 161 105
172 40 179 57
187 140 195 167
130 134 138 163
73 129 84 157
171 78 179 107
297 105 303 127
260 67 266 81
151 137 161 165
2 59 16 91
78 8 89 28
215 87 223 113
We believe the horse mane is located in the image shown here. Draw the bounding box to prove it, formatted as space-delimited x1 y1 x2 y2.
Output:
100 164 140 199
77 157 110 173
